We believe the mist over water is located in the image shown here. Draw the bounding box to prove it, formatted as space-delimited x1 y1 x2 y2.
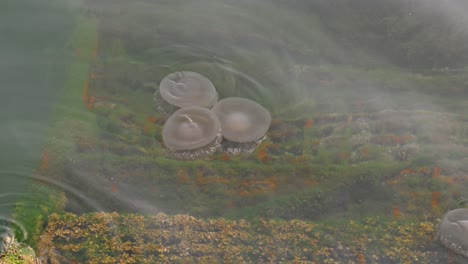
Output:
54 0 468 214
0 0 75 245
1 0 468 262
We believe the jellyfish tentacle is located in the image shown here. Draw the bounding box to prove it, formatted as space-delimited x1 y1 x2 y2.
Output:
180 114 194 124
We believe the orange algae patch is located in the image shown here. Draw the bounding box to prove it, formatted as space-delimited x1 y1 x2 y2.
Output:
380 134 415 145
399 168 412 176
440 176 455 184
83 79 89 104
399 167 432 177
195 173 209 186
396 135 404 144
151 186 159 194
357 253 366 264
339 152 350 161
318 79 332 86
360 147 369 157
311 140 320 146
111 183 119 193
303 179 319 187
238 190 250 197
237 177 277 197
177 170 190 184
432 192 439 209
147 116 158 123
220 153 231 161
142 123 151 135
194 171 231 186
258 149 268 162
87 96 95 110
82 78 96 110
213 177 230 184
227 201 237 209
143 117 159 135
393 205 401 219
347 115 353 126
40 150 49 172
90 72 105 79
257 142 279 162
290 155 310 164
304 119 314 129
449 250 454 264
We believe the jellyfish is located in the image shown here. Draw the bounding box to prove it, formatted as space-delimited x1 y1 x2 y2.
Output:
162 106 222 160
154 71 218 115
211 97 271 155
438 208 468 258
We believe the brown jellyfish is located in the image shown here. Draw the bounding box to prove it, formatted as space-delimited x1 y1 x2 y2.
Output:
211 97 271 155
154 71 218 115
162 106 222 160
438 208 468 258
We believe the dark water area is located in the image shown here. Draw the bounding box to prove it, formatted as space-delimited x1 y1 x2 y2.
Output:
0 0 74 245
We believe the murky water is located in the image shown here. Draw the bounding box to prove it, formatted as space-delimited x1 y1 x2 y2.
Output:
0 0 75 247
2 0 468 262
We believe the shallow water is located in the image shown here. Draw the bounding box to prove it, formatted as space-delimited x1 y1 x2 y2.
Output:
2 0 468 262
0 0 74 245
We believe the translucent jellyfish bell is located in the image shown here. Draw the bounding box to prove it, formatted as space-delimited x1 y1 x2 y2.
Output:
154 71 218 115
162 106 222 160
438 208 468 257
211 97 271 155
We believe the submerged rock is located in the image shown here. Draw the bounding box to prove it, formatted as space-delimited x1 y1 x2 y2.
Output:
0 231 14 255
438 208 468 258
0 241 39 264
221 135 266 155
0 225 38 263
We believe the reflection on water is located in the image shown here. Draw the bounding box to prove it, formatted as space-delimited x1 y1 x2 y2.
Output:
2 0 468 262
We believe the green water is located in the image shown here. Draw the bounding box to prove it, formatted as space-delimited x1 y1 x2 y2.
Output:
1 0 468 262
0 0 74 236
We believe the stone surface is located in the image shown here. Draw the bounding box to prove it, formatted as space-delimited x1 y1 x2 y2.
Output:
438 208 468 258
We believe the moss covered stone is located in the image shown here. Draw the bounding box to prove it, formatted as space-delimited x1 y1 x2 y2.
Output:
0 242 38 264
37 212 461 264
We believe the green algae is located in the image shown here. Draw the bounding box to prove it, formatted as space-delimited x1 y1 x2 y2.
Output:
12 11 99 250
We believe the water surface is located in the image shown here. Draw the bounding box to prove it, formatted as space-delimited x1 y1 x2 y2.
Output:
0 0 75 244
2 0 468 262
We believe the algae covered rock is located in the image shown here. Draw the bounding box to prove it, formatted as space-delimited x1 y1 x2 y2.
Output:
38 212 442 263
0 242 39 264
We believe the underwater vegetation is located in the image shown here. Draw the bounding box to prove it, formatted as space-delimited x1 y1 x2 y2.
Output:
37 212 461 264
0 242 38 264
33 41 468 264
8 0 468 262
